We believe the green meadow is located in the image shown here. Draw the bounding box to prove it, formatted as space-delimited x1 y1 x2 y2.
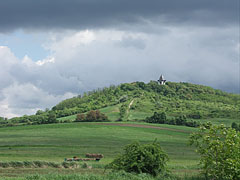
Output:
0 122 200 178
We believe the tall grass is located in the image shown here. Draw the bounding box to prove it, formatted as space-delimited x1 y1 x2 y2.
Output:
0 171 205 180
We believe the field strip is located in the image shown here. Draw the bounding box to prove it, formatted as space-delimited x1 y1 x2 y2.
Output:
95 123 191 133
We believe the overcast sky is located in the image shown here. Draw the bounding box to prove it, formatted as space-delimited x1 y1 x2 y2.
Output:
0 0 239 118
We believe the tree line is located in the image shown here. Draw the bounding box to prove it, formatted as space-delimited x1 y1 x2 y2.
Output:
145 112 200 128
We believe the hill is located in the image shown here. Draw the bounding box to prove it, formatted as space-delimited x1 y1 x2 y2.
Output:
6 81 240 126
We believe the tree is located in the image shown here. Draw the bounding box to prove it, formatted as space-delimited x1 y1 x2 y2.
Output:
190 123 240 180
119 104 127 119
86 110 97 122
47 112 57 124
145 112 167 124
36 110 44 115
231 122 239 131
76 113 85 122
175 115 187 125
107 141 169 176
83 110 109 122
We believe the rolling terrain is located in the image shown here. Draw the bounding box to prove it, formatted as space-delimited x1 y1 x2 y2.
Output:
0 122 199 178
1 81 239 179
7 81 240 126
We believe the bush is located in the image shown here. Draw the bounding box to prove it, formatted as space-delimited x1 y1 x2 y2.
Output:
107 141 169 176
145 112 166 124
190 123 240 180
75 110 109 122
231 122 240 131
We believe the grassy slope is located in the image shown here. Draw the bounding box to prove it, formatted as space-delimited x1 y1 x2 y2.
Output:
55 82 240 124
53 81 240 121
0 122 198 168
9 81 240 126
58 103 239 126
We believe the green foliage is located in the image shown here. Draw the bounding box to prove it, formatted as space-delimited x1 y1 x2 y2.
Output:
107 141 169 176
190 123 240 180
231 122 240 131
145 112 199 128
119 103 128 119
145 112 167 124
7 81 240 126
47 112 57 124
52 81 239 119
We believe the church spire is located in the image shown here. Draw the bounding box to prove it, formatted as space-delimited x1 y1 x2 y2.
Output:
158 74 166 85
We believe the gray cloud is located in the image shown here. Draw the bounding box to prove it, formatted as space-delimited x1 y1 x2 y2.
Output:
0 0 239 118
0 0 237 32
115 36 146 49
0 26 239 118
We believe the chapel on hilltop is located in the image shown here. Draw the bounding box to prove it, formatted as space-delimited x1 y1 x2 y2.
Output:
158 75 166 85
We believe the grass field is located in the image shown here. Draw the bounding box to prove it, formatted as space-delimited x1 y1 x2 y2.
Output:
0 122 201 178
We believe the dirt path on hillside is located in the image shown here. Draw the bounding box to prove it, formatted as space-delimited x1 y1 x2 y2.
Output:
126 99 135 117
95 123 190 133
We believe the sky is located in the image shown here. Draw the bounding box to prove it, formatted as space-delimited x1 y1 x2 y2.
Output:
0 0 239 118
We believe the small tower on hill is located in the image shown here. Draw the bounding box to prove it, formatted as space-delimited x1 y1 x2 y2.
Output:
158 75 166 85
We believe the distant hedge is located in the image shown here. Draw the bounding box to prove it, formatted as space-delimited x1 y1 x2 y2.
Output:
145 112 200 128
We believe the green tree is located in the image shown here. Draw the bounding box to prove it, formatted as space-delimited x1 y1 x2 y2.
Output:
119 104 127 119
47 112 57 124
231 122 239 131
145 112 166 124
190 123 240 180
35 110 44 115
107 141 169 176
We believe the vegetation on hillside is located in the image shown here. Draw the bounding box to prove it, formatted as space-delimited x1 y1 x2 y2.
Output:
3 81 240 126
75 110 109 122
145 112 200 128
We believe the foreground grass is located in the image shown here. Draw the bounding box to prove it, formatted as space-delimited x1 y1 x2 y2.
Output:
0 171 205 180
0 122 198 162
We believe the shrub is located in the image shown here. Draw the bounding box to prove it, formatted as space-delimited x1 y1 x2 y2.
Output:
231 122 240 131
76 110 109 122
107 141 169 176
145 112 167 124
76 113 85 122
190 123 240 180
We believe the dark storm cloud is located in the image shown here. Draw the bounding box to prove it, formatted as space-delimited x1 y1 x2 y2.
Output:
0 0 237 31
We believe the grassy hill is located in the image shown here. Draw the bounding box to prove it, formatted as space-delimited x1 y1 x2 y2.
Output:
1 81 239 179
54 81 240 120
6 81 239 127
